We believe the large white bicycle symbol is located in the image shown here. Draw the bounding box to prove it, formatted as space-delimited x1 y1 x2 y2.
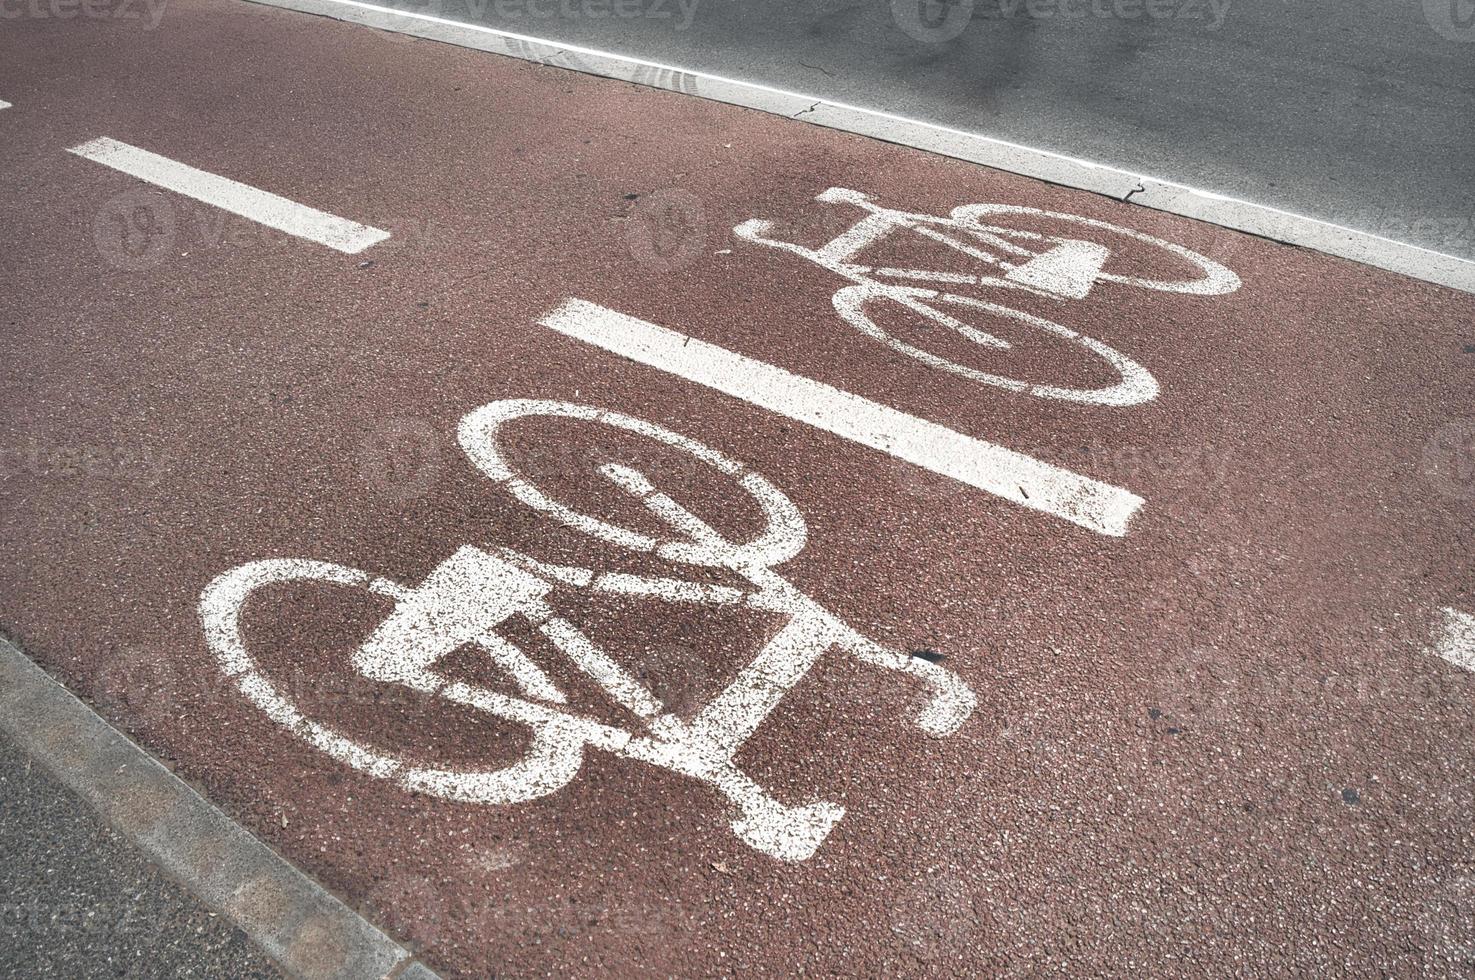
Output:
735 187 1242 407
201 400 976 862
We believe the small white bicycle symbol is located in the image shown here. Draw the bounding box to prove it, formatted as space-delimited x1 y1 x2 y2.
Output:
735 187 1242 406
201 400 976 861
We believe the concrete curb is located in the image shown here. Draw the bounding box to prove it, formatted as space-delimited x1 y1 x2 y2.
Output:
242 0 1475 295
0 636 440 980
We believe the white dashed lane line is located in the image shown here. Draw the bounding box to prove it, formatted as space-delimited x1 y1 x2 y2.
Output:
67 136 390 254
539 298 1144 537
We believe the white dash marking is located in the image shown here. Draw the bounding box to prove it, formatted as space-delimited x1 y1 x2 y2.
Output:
1432 607 1475 672
538 298 1144 537
0 100 11 111
67 137 389 253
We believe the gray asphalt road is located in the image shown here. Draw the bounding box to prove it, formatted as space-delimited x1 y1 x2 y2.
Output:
372 0 1475 261
0 734 281 979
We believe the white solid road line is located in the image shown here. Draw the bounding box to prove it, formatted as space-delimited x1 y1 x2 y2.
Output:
67 137 390 254
1432 607 1475 672
247 0 1475 294
539 298 1144 537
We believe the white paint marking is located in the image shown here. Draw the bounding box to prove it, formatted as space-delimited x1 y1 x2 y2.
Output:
538 299 1143 536
67 137 389 254
539 615 665 719
0 100 11 111
1431 607 1475 672
244 0 1475 294
735 189 1196 406
829 282 1161 406
203 399 978 861
683 609 837 757
1003 239 1110 298
459 399 808 568
351 545 554 694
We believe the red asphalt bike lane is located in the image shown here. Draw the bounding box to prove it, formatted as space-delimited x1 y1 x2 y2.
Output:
2 1 1474 975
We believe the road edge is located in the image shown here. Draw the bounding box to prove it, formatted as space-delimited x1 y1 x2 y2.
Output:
0 635 441 980
240 0 1475 295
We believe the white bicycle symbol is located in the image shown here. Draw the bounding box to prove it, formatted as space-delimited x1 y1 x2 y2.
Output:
201 400 976 862
735 187 1242 407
